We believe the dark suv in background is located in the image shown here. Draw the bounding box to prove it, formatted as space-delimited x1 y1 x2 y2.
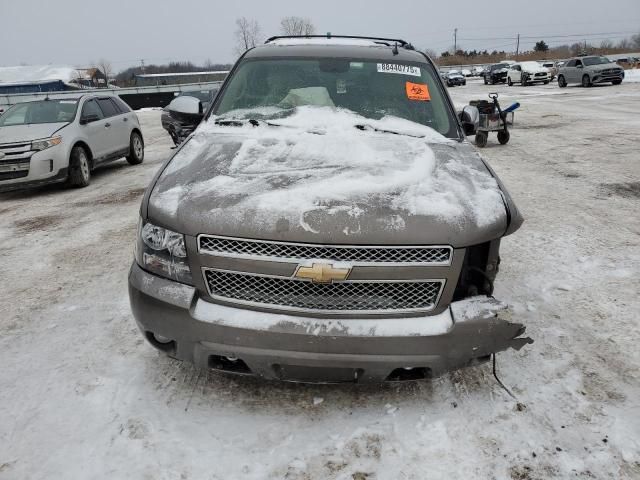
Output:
483 63 510 85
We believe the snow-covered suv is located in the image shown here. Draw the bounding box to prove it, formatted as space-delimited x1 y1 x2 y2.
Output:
0 94 144 192
129 35 532 383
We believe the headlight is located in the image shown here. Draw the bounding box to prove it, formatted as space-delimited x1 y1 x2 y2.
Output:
135 220 193 284
31 136 62 151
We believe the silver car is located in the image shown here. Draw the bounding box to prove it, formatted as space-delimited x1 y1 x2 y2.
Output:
557 56 624 88
0 94 144 192
128 36 532 383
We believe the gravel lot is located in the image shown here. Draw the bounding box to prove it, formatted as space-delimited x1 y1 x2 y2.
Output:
1 80 639 479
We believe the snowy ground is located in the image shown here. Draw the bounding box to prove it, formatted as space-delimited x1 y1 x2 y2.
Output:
1 81 640 479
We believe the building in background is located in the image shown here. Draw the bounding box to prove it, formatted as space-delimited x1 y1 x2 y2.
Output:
0 65 106 94
134 71 228 86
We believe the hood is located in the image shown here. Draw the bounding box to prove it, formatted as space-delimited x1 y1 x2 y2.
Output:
523 65 548 74
147 107 509 247
0 123 67 144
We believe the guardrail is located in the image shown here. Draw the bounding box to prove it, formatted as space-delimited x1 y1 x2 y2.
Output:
0 81 223 109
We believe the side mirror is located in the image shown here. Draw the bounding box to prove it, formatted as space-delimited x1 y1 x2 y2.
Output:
80 114 100 125
577 64 583 69
459 106 479 136
167 95 204 127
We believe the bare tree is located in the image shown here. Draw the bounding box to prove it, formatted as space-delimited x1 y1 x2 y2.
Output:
631 33 640 48
280 16 315 36
234 17 261 56
97 59 112 88
617 38 631 49
424 49 439 60
599 39 614 50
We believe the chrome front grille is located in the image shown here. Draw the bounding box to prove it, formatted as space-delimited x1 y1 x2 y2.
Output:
203 269 444 313
198 235 452 265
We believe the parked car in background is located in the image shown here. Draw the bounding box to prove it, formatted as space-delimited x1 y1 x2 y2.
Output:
483 63 510 84
162 89 218 145
444 71 467 86
539 61 557 80
129 35 530 384
557 56 624 87
472 66 485 77
461 68 472 77
507 61 551 86
0 95 144 191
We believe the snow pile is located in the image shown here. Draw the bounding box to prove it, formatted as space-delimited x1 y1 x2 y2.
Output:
624 69 640 83
153 106 506 230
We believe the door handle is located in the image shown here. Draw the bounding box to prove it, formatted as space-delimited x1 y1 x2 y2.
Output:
105 122 111 128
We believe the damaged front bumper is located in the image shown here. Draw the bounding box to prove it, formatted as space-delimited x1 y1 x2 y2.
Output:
128 262 533 383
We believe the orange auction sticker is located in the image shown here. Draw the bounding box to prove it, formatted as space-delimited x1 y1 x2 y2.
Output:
406 82 430 101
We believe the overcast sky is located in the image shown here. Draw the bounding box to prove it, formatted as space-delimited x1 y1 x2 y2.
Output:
1 0 638 71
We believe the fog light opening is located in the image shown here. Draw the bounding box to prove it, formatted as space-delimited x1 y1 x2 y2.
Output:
144 331 176 353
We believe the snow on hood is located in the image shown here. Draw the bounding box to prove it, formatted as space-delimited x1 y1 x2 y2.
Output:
149 106 507 243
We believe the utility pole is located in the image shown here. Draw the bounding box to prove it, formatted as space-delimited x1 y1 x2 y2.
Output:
454 28 458 54
140 59 146 75
516 34 520 59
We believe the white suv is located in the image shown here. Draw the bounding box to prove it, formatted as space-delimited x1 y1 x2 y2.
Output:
0 94 144 192
507 61 551 86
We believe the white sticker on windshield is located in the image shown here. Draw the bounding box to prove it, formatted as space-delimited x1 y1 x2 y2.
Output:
377 63 421 76
59 100 78 104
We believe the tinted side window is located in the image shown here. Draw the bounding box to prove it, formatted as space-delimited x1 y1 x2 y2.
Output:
113 97 131 113
565 60 575 67
575 60 583 67
81 99 104 120
97 98 119 117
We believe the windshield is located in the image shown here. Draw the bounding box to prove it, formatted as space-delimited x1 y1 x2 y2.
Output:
491 64 509 71
0 99 78 126
212 58 457 138
583 56 612 66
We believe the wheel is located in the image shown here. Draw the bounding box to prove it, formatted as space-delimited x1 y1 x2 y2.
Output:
68 145 91 188
612 79 622 85
522 74 529 86
507 77 513 86
582 74 591 88
543 80 549 85
497 130 510 145
126 131 144 165
484 77 488 85
558 75 567 88
475 132 488 148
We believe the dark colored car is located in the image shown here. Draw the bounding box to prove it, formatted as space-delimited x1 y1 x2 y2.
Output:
161 89 218 145
484 63 510 85
444 71 466 87
129 35 531 384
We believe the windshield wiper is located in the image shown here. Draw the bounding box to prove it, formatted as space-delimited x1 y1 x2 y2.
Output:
214 118 281 128
354 124 424 138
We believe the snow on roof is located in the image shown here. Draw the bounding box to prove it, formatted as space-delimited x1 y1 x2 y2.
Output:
136 71 229 78
266 38 385 47
0 65 89 85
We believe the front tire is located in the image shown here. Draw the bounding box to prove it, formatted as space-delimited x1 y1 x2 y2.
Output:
582 74 592 88
475 131 488 148
612 79 622 85
126 131 144 165
558 75 567 88
68 146 91 188
507 77 513 86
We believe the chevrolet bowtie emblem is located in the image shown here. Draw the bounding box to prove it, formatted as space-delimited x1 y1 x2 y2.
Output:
294 263 351 283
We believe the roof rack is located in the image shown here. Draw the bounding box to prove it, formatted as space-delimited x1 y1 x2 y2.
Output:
265 34 415 50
